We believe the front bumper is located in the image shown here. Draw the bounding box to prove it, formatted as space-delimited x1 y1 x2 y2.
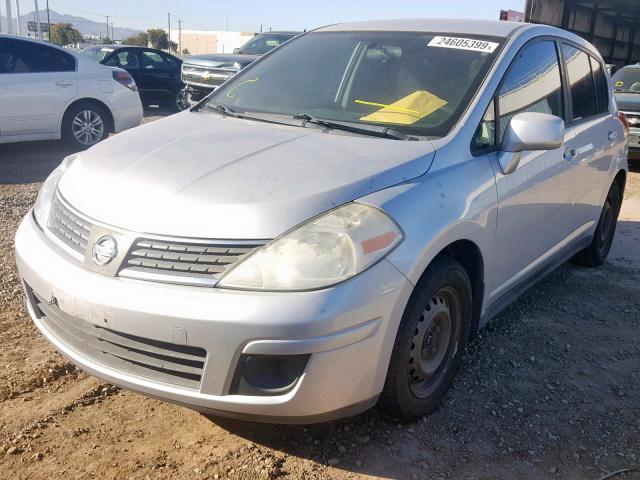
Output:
15 213 413 423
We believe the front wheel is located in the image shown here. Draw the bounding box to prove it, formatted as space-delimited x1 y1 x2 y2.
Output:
378 256 472 421
572 180 621 267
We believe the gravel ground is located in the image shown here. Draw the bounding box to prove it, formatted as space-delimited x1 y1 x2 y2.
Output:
0 109 639 480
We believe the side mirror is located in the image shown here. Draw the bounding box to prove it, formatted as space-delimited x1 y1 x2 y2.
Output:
498 112 565 174
233 48 241 54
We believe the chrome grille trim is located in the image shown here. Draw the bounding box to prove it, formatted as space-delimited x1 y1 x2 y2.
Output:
118 239 262 286
47 193 93 257
181 65 236 88
28 285 207 390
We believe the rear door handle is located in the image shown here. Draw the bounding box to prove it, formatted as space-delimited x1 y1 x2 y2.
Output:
55 81 74 87
608 130 618 141
564 148 577 161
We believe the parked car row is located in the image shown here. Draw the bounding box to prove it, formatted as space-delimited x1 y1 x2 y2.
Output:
15 19 628 423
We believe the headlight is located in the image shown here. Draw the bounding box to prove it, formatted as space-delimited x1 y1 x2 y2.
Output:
33 153 80 228
217 203 403 291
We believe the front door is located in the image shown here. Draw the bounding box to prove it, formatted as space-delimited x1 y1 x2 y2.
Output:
487 39 577 304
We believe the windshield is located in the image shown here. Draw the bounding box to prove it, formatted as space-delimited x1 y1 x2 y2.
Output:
78 46 113 62
237 33 297 55
612 67 640 93
207 31 502 138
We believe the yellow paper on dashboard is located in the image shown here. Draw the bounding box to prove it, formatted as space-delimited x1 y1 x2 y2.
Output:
357 90 447 125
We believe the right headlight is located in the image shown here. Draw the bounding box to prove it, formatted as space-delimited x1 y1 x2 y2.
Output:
33 153 80 229
217 203 403 291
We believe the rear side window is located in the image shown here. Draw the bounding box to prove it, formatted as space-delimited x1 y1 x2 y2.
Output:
497 40 563 143
590 56 609 114
141 51 168 70
562 44 597 121
9 40 75 73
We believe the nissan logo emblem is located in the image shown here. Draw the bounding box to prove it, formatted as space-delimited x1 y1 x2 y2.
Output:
92 235 117 266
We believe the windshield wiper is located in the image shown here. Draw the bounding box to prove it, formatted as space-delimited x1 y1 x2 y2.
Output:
208 103 293 126
292 113 418 140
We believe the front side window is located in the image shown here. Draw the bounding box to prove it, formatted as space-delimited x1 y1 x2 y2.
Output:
12 41 75 73
497 40 563 143
207 31 503 138
562 44 597 121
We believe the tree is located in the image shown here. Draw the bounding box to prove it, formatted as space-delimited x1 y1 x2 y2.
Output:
146 28 169 49
50 23 83 46
103 37 114 45
122 32 148 47
169 40 178 53
182 48 190 55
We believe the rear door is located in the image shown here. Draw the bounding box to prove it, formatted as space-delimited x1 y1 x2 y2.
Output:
560 44 620 229
0 37 77 138
138 49 178 104
487 38 577 303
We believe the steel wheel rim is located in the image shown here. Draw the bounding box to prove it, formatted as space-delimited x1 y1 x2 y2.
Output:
408 287 461 398
176 90 189 111
72 110 104 145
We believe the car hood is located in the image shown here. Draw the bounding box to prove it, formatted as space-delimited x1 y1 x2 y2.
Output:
182 54 259 69
614 92 640 111
59 112 436 239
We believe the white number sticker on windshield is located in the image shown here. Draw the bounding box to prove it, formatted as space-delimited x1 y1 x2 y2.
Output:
428 36 499 53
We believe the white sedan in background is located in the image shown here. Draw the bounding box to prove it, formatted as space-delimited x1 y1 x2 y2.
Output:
0 34 142 148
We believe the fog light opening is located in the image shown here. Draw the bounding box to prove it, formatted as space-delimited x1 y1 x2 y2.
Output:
231 354 310 396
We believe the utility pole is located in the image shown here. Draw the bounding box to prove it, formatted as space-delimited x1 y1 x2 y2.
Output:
5 0 13 34
177 19 181 54
167 12 171 52
15 0 21 36
110 22 114 42
45 0 50 40
105 15 109 41
34 0 42 39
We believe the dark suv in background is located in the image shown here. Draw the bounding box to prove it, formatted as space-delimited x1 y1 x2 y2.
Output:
80 46 187 111
181 31 299 103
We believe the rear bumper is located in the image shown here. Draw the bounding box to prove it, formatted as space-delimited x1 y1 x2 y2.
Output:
16 212 413 423
111 88 143 132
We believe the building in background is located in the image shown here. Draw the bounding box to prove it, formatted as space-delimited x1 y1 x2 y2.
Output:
170 30 256 55
499 9 525 22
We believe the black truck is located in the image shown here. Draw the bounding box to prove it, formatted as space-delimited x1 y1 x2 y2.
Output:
181 31 299 103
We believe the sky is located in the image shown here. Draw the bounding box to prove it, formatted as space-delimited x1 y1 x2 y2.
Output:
35 0 528 33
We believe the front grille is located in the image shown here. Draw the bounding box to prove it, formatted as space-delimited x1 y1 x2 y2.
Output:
47 194 93 256
118 239 261 286
28 286 207 390
182 66 235 88
622 111 640 127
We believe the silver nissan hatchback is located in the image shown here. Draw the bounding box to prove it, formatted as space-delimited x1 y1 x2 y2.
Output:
16 19 628 423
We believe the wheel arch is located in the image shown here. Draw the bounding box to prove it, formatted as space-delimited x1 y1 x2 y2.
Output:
614 169 626 199
410 238 485 340
61 98 115 134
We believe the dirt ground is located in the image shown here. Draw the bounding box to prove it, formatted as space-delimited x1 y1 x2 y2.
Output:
1 110 639 480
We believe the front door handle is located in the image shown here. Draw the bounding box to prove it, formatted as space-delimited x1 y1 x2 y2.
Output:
55 81 74 87
608 130 618 141
564 148 577 161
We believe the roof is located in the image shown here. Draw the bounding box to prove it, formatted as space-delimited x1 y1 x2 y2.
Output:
317 19 525 37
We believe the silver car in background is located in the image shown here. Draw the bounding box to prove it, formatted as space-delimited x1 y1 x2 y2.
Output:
16 19 627 423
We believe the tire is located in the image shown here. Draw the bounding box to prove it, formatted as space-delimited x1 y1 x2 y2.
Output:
572 180 621 267
62 102 109 149
169 88 190 112
378 255 472 421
